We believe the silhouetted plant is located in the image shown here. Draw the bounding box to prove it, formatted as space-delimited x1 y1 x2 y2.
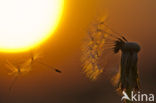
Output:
81 17 141 103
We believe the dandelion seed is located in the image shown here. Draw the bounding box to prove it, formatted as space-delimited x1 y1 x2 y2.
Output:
55 69 62 73
81 17 141 103
6 55 38 92
37 61 62 74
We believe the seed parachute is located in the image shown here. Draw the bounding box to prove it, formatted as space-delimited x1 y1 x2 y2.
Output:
81 17 141 103
6 51 62 92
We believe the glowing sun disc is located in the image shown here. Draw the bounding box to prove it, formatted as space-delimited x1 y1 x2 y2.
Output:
0 0 64 53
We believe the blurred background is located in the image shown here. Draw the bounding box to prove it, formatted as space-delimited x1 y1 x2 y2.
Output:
0 0 156 103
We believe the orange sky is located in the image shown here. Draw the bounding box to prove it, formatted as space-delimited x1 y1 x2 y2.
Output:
0 0 156 103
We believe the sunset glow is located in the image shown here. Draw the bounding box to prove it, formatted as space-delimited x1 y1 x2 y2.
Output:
0 0 64 53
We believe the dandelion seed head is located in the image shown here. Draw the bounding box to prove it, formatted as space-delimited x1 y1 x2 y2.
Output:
81 16 110 80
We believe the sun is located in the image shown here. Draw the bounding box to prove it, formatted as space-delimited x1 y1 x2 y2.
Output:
0 0 64 53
